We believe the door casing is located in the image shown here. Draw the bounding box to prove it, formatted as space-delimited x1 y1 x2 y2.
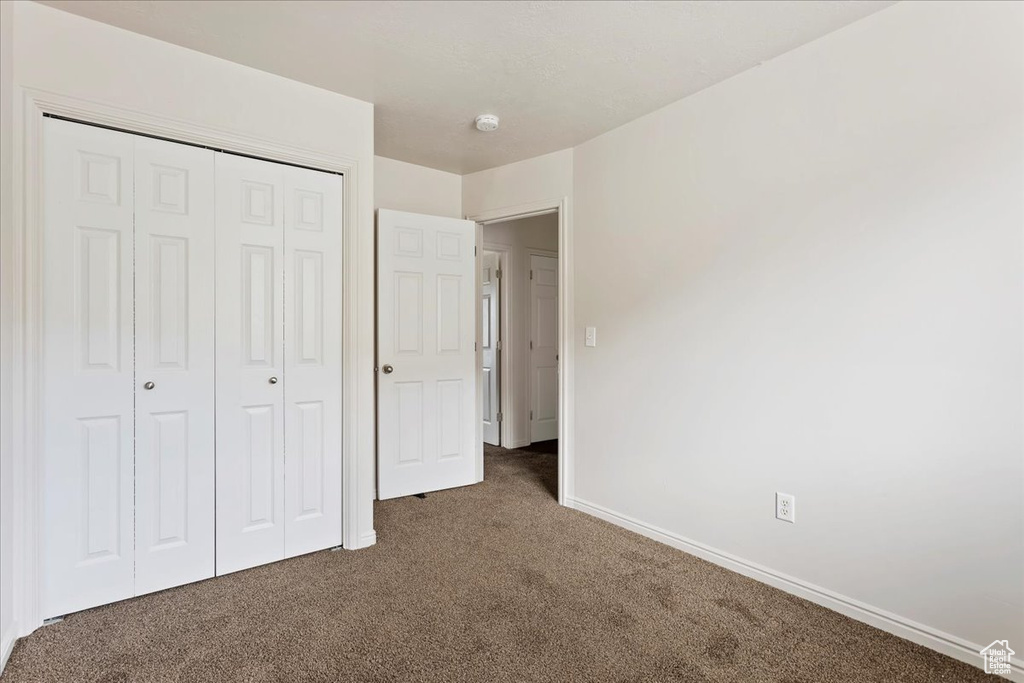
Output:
468 199 574 508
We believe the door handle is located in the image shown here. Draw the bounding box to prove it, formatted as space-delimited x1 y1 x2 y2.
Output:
268 376 278 385
143 381 155 390
382 364 394 374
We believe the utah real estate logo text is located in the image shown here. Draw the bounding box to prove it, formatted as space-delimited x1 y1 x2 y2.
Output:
980 640 1015 677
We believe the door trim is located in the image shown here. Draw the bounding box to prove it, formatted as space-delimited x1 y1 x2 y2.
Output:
8 87 372 640
467 198 574 508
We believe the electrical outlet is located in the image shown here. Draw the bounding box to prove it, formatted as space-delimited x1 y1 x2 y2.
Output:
776 492 795 523
585 326 597 347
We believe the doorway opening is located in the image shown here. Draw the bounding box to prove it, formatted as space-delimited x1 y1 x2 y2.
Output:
477 212 560 499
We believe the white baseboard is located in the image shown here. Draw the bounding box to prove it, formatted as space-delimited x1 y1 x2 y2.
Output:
1 621 17 675
352 530 377 549
570 497 1022 682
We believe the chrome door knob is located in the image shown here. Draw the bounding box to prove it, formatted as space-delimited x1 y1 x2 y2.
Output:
143 381 155 390
382 364 394 374
269 376 278 384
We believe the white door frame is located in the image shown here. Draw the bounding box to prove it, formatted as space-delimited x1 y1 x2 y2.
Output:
7 88 370 639
467 198 574 508
480 243 511 448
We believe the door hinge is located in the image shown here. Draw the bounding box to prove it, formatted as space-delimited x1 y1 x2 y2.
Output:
496 340 502 350
530 269 534 280
475 246 478 256
497 412 503 422
530 410 534 420
496 268 502 279
530 340 533 349
474 342 477 351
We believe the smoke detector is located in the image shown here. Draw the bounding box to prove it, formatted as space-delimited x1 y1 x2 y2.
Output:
475 114 500 132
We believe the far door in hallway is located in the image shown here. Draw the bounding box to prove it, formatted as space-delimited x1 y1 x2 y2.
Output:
377 209 478 500
481 251 501 446
530 254 559 443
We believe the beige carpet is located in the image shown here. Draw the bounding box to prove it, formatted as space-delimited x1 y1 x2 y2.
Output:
3 443 985 682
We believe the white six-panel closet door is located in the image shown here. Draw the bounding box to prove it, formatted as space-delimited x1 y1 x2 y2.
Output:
215 154 343 575
282 166 343 558
133 136 217 595
42 119 136 617
215 153 287 575
42 119 344 611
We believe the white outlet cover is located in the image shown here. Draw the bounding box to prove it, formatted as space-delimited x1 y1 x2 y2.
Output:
776 492 795 523
585 326 597 347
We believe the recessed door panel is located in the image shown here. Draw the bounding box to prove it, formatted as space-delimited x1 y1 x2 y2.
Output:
242 404 276 529
284 165 343 558
134 135 216 596
79 415 124 561
242 245 275 366
377 209 478 499
396 382 425 465
295 251 324 366
150 236 189 369
215 152 286 575
43 118 135 618
149 411 189 548
295 401 325 518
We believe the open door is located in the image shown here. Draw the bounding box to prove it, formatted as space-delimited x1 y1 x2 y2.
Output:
377 209 479 499
481 251 501 446
530 254 559 443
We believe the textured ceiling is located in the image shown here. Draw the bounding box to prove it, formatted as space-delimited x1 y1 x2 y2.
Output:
38 0 895 174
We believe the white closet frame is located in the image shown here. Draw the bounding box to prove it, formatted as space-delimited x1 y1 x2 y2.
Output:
8 89 371 637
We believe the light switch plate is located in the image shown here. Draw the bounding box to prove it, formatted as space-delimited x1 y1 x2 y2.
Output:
585 326 597 347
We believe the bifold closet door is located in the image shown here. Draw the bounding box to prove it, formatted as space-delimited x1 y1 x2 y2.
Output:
133 136 216 595
42 118 136 617
283 166 343 558
215 153 287 575
215 154 343 573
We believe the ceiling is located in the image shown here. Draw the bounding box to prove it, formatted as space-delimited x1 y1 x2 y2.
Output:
38 0 895 174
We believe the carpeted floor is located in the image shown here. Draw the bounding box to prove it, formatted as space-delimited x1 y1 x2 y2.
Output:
3 443 985 682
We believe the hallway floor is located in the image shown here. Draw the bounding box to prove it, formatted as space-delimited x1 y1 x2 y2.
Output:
2 443 984 682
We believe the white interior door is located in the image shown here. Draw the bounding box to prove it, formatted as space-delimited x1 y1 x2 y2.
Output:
530 254 559 443
377 209 478 500
215 152 286 575
42 118 136 617
481 252 501 446
133 136 216 595
283 165 344 557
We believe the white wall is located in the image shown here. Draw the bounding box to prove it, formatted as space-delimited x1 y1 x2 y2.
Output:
462 148 573 219
572 0 1023 662
0 0 15 671
375 156 461 218
483 214 559 446
5 0 377 645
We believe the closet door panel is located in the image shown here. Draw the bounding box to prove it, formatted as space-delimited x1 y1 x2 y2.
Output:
283 167 343 557
42 118 136 617
134 137 216 595
215 153 286 575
